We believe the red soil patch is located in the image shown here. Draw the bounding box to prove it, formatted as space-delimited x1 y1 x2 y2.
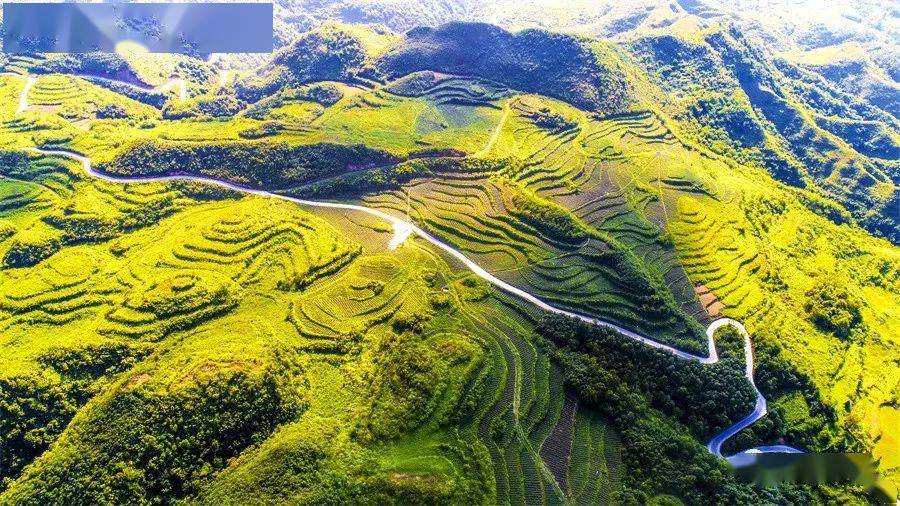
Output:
694 284 724 317
126 373 151 388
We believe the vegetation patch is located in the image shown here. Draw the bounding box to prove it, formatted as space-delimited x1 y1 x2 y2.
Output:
100 140 398 190
803 273 863 339
375 22 636 115
162 94 242 120
498 178 588 243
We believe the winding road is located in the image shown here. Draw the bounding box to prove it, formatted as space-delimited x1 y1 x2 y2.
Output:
10 73 801 465
29 146 802 465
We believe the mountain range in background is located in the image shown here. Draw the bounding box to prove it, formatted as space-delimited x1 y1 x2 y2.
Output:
258 0 899 243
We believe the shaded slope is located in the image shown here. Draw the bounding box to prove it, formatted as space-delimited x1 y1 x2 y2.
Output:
374 22 636 115
626 27 899 244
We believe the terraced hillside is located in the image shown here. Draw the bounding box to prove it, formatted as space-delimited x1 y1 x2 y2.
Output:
1 12 898 505
356 97 708 352
0 148 645 504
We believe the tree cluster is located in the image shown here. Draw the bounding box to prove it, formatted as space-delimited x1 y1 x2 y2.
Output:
102 140 397 191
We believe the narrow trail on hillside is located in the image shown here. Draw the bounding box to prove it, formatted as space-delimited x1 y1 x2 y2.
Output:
1 73 36 115
474 99 511 158
16 77 36 115
149 78 187 101
16 71 801 486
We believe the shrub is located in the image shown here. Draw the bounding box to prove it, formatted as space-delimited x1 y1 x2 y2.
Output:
3 233 61 267
803 274 862 338
83 77 168 108
0 376 81 485
526 105 578 133
162 95 242 119
31 130 74 147
234 65 294 103
242 82 342 120
687 93 765 148
39 343 151 381
391 310 431 334
35 53 139 82
169 180 242 201
274 25 368 83
0 151 29 175
375 22 636 115
294 83 344 106
11 370 296 503
501 179 588 243
102 140 397 191
95 104 128 119
385 71 440 96
537 314 756 438
238 121 282 139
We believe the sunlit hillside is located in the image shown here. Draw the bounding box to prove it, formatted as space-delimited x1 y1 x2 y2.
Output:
0 2 897 504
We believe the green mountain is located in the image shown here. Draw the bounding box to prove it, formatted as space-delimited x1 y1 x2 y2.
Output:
0 6 897 505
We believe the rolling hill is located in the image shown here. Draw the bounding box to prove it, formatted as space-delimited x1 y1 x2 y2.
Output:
0 6 897 505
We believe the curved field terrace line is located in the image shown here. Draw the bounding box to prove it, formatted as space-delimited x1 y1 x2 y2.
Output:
20 71 802 462
76 75 188 102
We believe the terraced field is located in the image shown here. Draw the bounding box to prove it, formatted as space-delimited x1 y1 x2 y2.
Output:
316 74 507 154
1 55 42 76
26 75 157 123
357 97 710 351
669 180 900 478
0 144 630 504
565 408 623 505
670 196 769 320
0 75 27 119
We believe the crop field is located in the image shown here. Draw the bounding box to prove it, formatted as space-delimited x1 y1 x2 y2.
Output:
364 180 704 347
668 165 900 481
0 55 42 76
358 97 710 351
465 296 554 505
26 75 157 123
343 81 897 489
0 77 74 151
0 76 26 119
669 196 768 318
565 408 623 505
